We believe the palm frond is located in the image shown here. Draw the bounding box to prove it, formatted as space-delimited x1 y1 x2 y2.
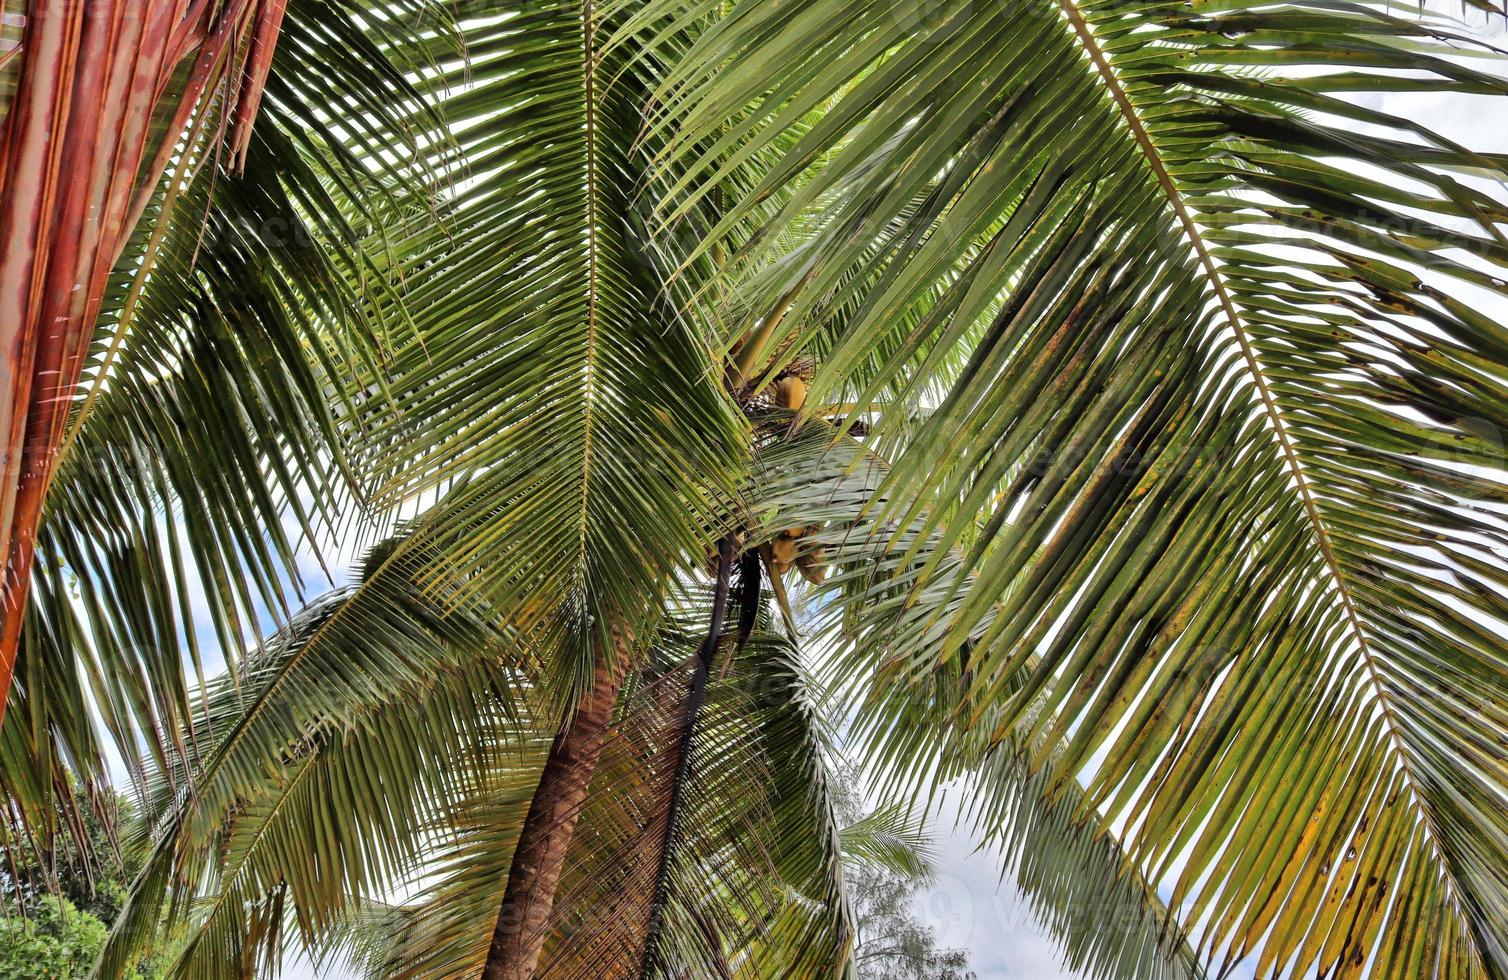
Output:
837 805 935 883
93 537 523 979
3 0 439 852
0 0 302 714
655 4 1508 975
162 665 521 980
345 610 852 980
344 0 748 704
752 421 1204 980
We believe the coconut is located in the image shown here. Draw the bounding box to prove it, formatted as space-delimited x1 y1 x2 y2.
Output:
774 375 807 411
797 547 828 585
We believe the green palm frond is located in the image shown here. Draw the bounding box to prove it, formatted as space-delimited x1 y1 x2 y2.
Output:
97 557 849 979
2 0 442 847
751 421 1202 980
343 0 748 703
837 804 935 883
162 663 521 980
92 536 524 979
654 3 1508 976
340 733 548 980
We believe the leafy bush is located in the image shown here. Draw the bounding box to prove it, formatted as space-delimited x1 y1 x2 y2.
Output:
0 896 110 979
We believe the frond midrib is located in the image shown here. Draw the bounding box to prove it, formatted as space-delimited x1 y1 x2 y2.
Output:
171 748 323 971
1054 0 1480 960
576 0 604 583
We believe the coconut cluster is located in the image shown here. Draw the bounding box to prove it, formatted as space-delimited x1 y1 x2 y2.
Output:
770 524 828 584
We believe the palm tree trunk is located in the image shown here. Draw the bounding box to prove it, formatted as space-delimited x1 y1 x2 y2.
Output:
482 630 632 980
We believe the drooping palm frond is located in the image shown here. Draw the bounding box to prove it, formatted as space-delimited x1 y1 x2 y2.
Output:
719 635 854 980
0 0 294 706
160 662 524 980
91 535 526 979
1 0 440 849
631 536 739 977
654 3 1508 976
330 735 552 980
751 420 1202 980
93 525 849 980
338 0 749 706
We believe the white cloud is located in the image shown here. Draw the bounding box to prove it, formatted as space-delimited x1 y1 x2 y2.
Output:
914 799 1081 979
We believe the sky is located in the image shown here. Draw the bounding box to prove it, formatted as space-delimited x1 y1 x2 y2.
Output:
156 7 1508 980
900 798 1083 980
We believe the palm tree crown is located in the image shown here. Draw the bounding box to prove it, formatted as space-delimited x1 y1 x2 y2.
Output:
1 1 1506 978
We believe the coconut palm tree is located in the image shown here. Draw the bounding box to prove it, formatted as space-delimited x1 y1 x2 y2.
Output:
646 3 1508 977
85 426 1199 979
1 0 1507 978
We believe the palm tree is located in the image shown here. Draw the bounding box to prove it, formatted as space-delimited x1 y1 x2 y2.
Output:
0 0 1505 978
86 430 1196 979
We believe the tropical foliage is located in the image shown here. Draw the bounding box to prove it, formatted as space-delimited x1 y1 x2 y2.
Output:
1 789 168 978
0 0 1506 978
0 0 297 709
0 896 119 980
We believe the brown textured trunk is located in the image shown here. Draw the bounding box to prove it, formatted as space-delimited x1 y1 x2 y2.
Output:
482 631 631 980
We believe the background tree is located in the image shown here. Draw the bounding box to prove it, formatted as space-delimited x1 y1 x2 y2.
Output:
830 774 977 980
848 878 975 980
0 896 118 980
1 789 167 979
